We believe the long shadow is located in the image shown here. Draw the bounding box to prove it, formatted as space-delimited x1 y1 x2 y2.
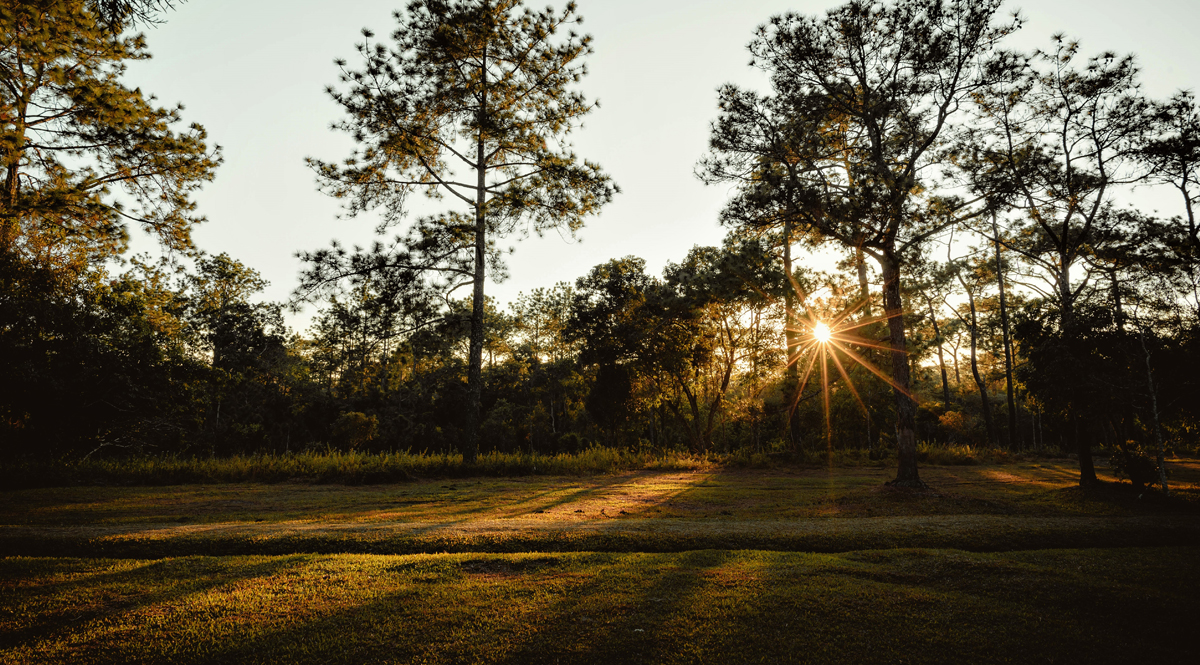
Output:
0 554 315 652
183 550 735 665
8 548 1199 663
744 548 1200 664
398 473 651 537
166 553 610 664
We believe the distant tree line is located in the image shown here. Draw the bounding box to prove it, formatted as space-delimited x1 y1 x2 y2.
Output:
1 0 1196 494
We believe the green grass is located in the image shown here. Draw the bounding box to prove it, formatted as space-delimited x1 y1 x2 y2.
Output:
0 444 1065 490
0 448 716 489
4 461 1199 663
3 548 1198 664
2 462 1198 558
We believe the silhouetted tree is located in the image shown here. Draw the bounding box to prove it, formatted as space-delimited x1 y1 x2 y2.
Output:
90 0 182 30
703 0 1016 486
961 37 1154 486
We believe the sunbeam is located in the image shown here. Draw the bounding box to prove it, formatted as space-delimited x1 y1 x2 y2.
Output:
787 294 916 464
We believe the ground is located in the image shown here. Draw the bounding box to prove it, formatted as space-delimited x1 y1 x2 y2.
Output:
2 459 1199 663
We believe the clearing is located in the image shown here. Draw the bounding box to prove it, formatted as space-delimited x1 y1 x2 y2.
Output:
2 459 1198 663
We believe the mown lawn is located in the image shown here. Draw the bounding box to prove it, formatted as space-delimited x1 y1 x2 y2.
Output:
5 459 1198 527
2 548 1198 664
2 460 1198 663
2 460 1198 557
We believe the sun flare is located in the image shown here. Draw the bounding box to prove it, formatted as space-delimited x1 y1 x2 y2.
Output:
813 322 832 343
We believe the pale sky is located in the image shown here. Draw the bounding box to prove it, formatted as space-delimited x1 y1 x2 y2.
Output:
123 0 1200 328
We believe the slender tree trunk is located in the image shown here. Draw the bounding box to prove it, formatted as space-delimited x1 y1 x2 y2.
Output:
1059 262 1097 487
963 284 997 448
1137 325 1169 495
992 218 1018 448
1109 269 1125 329
858 247 877 448
950 333 963 389
880 252 922 487
464 52 489 466
927 298 951 408
783 218 803 450
1 163 18 253
856 246 871 317
1 104 25 254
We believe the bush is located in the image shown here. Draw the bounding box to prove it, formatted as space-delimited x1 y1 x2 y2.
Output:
331 412 378 450
1109 443 1164 491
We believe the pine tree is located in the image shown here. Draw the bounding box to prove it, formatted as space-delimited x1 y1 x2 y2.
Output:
0 0 219 262
307 0 616 463
701 0 1016 486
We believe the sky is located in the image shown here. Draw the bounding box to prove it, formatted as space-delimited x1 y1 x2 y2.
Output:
123 0 1200 329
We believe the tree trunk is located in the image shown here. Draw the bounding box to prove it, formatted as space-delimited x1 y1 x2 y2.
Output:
992 217 1017 448
928 298 951 408
0 102 25 254
783 219 803 450
464 56 489 465
1109 269 1125 330
1138 325 1169 495
965 286 997 448
856 246 871 317
1059 262 1097 487
958 273 996 448
880 252 922 488
1 163 18 253
951 337 962 388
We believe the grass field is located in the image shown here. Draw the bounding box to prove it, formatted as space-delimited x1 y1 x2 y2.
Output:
3 458 1199 663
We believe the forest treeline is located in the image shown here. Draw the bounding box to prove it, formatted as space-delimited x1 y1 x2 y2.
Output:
1 0 1197 492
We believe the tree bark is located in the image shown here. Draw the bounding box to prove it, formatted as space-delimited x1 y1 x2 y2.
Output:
783 218 803 450
927 297 951 409
1 106 25 254
856 245 871 317
880 252 922 487
1138 325 1169 495
963 282 997 448
992 218 1018 448
1059 262 1097 487
463 48 489 466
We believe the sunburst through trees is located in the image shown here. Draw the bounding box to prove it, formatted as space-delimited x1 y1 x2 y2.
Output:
785 294 917 463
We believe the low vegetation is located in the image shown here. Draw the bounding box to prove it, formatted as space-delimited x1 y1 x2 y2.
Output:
1 444 1064 490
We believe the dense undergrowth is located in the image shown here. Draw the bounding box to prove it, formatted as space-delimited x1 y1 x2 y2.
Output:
0 443 1065 489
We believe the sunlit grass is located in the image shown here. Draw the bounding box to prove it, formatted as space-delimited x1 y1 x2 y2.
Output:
3 461 1198 560
4 461 1198 662
3 548 1198 664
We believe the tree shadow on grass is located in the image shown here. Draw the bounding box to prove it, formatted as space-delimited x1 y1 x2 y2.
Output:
491 549 736 665
9 549 1199 664
0 555 315 653
400 473 642 534
174 550 734 665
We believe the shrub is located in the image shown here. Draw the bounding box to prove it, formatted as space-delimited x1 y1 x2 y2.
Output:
331 412 378 450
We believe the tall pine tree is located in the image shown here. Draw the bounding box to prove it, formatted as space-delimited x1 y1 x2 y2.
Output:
306 0 616 463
